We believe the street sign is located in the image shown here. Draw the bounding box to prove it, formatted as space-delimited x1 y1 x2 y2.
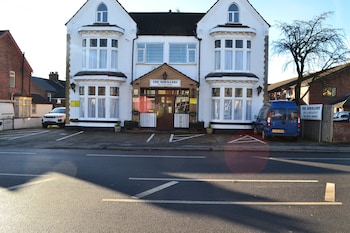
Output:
300 104 323 120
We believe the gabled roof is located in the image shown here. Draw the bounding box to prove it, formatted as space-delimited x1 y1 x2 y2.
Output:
0 30 33 73
129 12 204 36
32 77 66 98
268 62 350 93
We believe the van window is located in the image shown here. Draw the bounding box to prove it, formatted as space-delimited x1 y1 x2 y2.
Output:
288 108 298 120
270 108 286 120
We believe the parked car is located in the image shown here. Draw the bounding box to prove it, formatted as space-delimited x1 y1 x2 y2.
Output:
42 107 66 128
253 101 300 140
333 111 350 122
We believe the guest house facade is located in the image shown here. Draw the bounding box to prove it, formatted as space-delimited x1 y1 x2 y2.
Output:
66 0 269 130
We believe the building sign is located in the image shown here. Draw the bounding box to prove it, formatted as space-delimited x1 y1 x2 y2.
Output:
300 104 323 120
150 79 181 87
70 100 80 107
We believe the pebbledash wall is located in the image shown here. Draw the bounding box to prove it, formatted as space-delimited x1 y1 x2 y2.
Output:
65 0 269 130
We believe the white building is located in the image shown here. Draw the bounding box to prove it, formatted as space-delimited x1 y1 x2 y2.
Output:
66 0 269 130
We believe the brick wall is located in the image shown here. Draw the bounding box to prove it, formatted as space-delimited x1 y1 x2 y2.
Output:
333 122 350 143
309 67 350 105
0 32 32 100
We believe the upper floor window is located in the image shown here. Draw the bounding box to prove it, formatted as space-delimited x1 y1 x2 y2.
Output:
137 43 164 64
82 38 118 70
228 4 239 23
169 43 196 64
96 3 108 23
9 71 15 88
214 39 251 71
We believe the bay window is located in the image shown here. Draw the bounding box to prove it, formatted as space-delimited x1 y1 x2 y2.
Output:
82 38 119 70
211 87 253 122
214 39 251 72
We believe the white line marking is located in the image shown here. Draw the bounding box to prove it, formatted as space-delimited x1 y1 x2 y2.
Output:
102 199 342 206
0 173 50 177
146 133 155 143
228 135 267 144
8 130 50 140
169 134 205 143
2 178 55 192
86 154 205 159
56 131 84 141
129 177 319 183
0 151 36 155
132 181 179 199
325 182 335 202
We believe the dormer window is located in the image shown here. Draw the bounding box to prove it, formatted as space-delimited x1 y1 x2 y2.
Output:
96 3 108 23
228 4 239 23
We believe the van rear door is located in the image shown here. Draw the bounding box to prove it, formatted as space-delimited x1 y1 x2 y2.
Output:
269 108 287 134
285 108 299 135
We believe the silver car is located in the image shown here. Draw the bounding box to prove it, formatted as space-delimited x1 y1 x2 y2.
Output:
42 107 66 128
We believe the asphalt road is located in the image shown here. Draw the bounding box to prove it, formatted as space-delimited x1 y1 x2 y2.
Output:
0 146 349 232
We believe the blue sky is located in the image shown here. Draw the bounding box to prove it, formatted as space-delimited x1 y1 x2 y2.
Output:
0 0 349 83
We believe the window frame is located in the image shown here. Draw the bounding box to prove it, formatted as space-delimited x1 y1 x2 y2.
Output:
137 43 164 64
96 3 108 23
82 38 118 70
169 43 197 64
228 4 239 23
9 71 15 88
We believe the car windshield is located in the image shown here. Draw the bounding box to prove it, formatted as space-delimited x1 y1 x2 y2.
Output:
50 108 65 114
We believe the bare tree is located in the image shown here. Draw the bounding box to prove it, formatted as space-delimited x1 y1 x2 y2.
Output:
273 12 349 105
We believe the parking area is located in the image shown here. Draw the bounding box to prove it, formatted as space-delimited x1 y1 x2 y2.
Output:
0 128 270 149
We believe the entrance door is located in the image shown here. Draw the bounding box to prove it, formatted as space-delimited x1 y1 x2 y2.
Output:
156 95 174 130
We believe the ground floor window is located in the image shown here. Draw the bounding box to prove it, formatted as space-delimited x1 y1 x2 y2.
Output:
211 87 253 121
14 96 32 118
79 85 119 119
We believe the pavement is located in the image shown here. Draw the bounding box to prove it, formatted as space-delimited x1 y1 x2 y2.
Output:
50 128 350 153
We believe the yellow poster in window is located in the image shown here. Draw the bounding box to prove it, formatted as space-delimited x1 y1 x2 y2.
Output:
70 100 80 107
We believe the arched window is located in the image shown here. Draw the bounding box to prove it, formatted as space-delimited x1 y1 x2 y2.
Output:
97 3 108 23
228 4 239 23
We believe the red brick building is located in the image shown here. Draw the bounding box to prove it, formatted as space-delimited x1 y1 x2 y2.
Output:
308 63 350 110
268 62 350 111
0 30 33 117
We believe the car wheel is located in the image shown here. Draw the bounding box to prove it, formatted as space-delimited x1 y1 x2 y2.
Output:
262 130 268 140
42 123 48 128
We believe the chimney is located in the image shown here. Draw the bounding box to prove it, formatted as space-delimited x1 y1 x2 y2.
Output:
49 72 59 81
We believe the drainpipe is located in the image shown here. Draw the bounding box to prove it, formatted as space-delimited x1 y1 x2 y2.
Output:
131 32 139 83
195 33 202 122
21 53 25 96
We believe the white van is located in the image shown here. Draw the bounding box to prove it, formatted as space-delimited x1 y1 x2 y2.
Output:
0 102 15 130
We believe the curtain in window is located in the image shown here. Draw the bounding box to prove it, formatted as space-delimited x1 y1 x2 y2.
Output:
215 51 221 70
99 50 107 68
225 51 233 70
234 100 243 120
110 99 119 118
89 50 97 69
98 98 106 118
224 100 232 120
212 99 220 119
88 98 96 118
111 50 118 69
235 51 243 70
80 98 84 118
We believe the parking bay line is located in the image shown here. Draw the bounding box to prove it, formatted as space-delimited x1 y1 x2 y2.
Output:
102 199 342 206
8 130 50 140
87 154 205 159
132 181 179 199
103 179 341 206
129 177 319 183
56 131 84 141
